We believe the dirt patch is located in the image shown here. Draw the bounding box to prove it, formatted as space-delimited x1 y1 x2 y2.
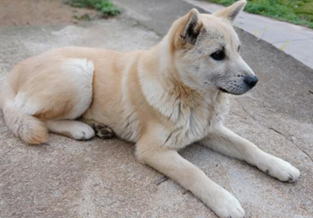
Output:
0 0 99 27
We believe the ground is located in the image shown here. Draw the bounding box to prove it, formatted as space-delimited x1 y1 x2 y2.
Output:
0 0 98 27
0 0 312 217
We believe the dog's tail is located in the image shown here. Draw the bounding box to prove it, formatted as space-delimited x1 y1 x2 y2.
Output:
0 80 49 144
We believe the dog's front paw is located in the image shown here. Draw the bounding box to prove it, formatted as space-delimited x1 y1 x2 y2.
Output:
209 189 245 218
259 154 300 182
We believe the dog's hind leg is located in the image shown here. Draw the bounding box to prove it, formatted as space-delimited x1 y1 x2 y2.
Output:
42 58 96 141
2 57 95 144
201 125 300 182
46 120 95 140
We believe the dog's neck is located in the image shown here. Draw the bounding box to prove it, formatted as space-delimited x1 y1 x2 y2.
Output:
138 36 228 123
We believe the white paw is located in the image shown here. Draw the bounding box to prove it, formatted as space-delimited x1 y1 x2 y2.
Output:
259 154 300 182
71 124 95 141
209 189 245 218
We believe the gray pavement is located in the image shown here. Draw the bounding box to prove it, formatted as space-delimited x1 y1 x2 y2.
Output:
186 0 313 69
1 0 313 218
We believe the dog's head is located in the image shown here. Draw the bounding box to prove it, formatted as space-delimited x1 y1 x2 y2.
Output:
169 0 257 95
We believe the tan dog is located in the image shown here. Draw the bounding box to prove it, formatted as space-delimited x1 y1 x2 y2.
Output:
1 1 300 217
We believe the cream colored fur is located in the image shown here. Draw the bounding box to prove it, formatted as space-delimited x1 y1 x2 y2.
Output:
0 1 300 217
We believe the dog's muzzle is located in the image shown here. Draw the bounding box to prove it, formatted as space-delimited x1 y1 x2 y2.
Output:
218 75 258 95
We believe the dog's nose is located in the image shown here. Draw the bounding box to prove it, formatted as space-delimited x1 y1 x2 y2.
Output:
244 75 258 88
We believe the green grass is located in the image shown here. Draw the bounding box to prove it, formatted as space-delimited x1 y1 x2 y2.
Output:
204 0 313 29
66 0 121 18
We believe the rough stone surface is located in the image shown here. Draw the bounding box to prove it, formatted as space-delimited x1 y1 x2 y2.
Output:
0 1 313 218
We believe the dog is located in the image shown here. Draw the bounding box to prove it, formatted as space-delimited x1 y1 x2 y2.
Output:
0 1 300 217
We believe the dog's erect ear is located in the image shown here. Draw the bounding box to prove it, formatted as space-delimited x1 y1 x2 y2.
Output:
214 0 246 22
180 8 202 45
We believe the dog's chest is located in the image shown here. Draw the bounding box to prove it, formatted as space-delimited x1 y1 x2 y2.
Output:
163 94 228 149
139 76 229 148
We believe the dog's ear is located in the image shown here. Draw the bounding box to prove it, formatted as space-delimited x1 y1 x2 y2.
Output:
180 8 202 45
214 0 246 22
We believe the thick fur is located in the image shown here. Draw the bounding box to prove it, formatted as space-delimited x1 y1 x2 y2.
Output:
1 81 49 144
1 1 300 217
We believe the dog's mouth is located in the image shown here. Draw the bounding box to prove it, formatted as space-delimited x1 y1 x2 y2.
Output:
218 87 247 95
219 87 230 94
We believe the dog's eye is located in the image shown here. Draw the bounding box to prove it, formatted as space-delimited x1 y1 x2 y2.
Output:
210 50 225 61
238 45 241 52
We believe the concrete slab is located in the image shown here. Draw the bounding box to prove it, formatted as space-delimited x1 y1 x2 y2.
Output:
1 1 313 218
185 0 313 69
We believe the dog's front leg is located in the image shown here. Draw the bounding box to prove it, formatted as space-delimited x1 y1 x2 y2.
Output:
201 125 300 182
136 135 245 218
